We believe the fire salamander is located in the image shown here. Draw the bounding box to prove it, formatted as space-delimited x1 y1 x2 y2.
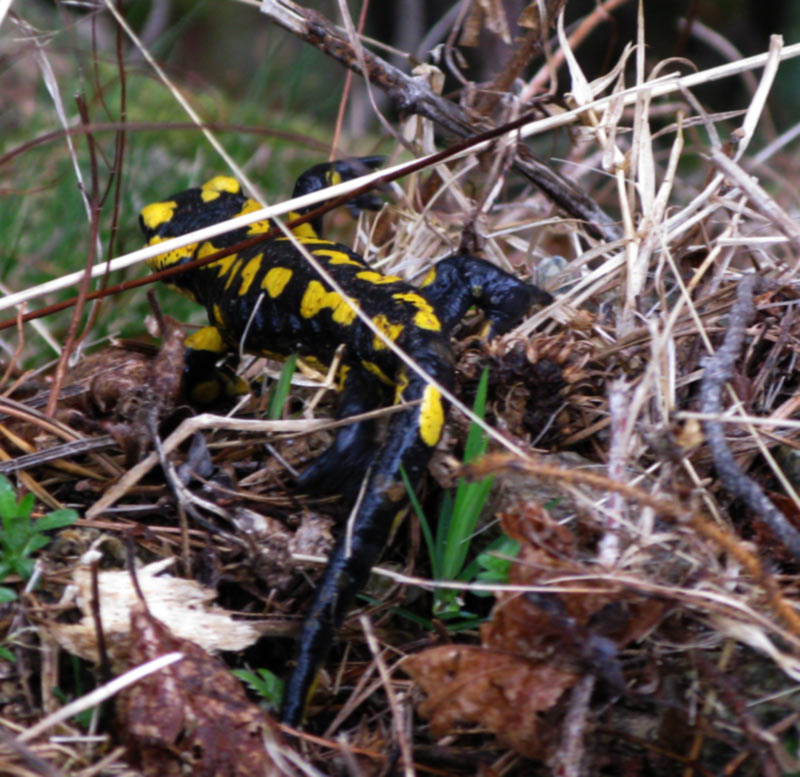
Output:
139 158 551 726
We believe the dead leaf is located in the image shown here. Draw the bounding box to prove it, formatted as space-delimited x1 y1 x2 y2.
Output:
406 645 576 759
459 0 511 47
406 502 669 759
117 604 287 777
518 0 568 36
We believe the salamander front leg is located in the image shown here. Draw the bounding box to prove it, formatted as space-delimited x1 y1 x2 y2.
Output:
182 326 245 404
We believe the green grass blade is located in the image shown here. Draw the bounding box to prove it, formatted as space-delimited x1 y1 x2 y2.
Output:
267 354 298 420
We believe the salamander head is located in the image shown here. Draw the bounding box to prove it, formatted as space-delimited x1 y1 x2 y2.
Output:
139 176 255 292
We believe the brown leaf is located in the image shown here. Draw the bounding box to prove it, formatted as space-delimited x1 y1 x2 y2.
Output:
405 645 577 759
407 502 669 758
117 604 287 777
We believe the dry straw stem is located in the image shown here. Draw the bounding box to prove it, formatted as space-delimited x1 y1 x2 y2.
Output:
2 25 799 314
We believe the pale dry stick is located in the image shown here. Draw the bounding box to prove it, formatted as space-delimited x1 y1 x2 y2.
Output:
0 161 417 314
16 653 183 744
0 280 59 356
85 408 407 518
710 150 800 260
752 120 800 166
700 274 800 562
688 19 762 100
294 547 800 643
551 675 595 777
360 616 415 777
629 2 652 215
732 34 784 162
680 412 800 433
662 55 780 244
0 0 11 28
557 12 643 333
598 379 629 567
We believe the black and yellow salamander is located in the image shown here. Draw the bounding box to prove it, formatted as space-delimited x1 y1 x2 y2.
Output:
139 158 551 726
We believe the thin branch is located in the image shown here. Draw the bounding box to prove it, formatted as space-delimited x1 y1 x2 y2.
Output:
700 274 800 561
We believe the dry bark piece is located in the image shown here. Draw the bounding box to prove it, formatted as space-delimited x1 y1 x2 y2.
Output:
48 558 269 667
117 604 286 777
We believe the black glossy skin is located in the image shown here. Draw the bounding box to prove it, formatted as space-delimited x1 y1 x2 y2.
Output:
139 158 550 726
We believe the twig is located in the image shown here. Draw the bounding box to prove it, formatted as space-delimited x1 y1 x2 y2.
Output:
259 0 621 242
699 274 800 561
551 675 595 777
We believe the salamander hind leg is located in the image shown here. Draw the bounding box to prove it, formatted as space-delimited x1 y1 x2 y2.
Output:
182 326 246 404
296 365 384 502
281 351 453 726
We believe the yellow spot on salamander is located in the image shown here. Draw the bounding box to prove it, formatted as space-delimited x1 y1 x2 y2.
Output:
238 199 270 235
261 347 289 361
287 211 318 239
197 242 239 279
419 385 444 446
224 258 243 291
391 292 441 331
140 201 177 230
145 236 196 272
420 268 437 288
313 249 364 267
393 369 409 403
299 354 329 374
185 326 227 354
213 304 225 326
371 314 404 351
326 169 343 186
238 255 263 296
262 267 293 298
190 380 222 404
337 363 351 391
356 270 403 285
362 360 394 386
201 175 240 202
300 280 358 325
